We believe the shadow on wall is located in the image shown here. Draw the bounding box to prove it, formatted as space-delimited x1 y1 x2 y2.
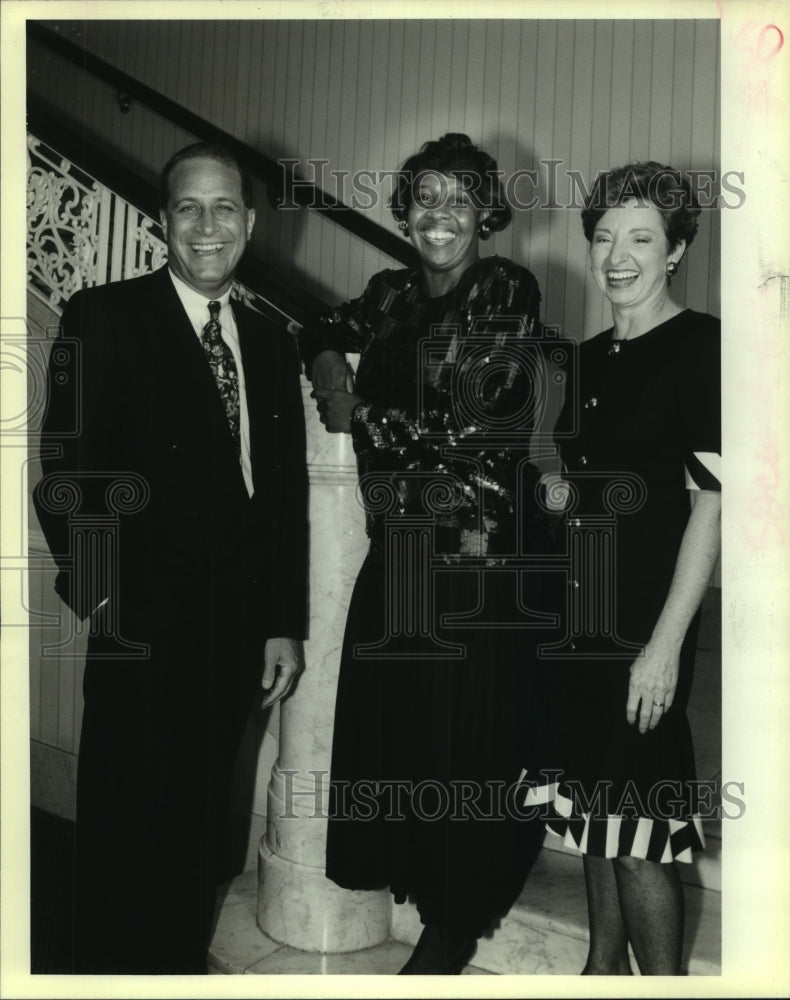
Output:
246 131 405 309
504 139 590 343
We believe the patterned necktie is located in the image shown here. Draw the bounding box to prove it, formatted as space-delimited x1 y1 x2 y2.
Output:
201 300 240 450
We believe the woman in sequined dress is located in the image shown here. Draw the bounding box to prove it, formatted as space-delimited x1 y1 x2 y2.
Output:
538 162 721 975
301 134 551 974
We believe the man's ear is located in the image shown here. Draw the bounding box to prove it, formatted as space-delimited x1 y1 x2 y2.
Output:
159 211 168 239
246 208 256 241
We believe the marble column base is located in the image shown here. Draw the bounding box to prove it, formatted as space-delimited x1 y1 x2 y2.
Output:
257 840 390 953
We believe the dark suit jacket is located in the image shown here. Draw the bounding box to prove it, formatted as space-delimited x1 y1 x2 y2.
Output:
33 267 309 973
34 265 308 651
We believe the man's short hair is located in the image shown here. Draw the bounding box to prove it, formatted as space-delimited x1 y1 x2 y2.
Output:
160 142 255 210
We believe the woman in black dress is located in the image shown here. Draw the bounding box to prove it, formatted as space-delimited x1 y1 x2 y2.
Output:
540 162 721 975
302 134 550 973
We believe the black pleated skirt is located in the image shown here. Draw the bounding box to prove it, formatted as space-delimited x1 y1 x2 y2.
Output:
325 552 546 937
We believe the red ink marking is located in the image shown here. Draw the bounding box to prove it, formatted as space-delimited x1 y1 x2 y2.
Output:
758 25 784 60
736 22 784 61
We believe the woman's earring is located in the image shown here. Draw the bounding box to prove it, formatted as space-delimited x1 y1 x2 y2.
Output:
398 220 409 237
478 219 491 239
666 261 678 276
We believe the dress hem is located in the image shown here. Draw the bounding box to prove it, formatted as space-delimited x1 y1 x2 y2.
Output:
544 804 706 864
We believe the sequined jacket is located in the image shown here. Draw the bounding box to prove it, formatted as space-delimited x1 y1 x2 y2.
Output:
301 255 550 560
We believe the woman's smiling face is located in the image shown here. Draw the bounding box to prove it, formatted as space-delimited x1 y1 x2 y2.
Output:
589 199 685 310
407 172 488 290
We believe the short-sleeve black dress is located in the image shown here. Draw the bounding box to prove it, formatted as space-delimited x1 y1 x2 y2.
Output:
535 308 721 863
301 256 553 936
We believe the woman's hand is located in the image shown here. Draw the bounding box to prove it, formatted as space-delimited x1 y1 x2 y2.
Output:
626 491 720 735
311 388 363 433
626 638 681 734
311 350 353 392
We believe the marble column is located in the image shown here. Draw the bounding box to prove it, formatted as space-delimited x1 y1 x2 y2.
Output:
257 374 391 952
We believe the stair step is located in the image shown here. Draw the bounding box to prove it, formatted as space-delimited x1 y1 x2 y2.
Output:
390 846 721 975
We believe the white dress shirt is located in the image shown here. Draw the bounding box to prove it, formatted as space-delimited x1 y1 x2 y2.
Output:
168 270 254 497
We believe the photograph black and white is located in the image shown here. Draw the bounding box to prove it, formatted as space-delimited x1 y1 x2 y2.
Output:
1 1 788 997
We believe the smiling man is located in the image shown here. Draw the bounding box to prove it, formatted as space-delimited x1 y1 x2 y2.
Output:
34 143 308 973
160 149 256 297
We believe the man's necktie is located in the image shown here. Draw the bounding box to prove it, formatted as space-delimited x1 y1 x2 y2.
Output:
201 300 240 450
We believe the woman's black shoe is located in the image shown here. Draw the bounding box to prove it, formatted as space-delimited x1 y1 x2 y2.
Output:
398 924 477 974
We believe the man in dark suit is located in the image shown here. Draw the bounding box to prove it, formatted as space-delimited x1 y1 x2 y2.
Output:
33 143 308 973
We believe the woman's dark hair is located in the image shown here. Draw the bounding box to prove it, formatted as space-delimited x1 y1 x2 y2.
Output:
160 142 255 210
581 161 700 249
390 133 512 238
